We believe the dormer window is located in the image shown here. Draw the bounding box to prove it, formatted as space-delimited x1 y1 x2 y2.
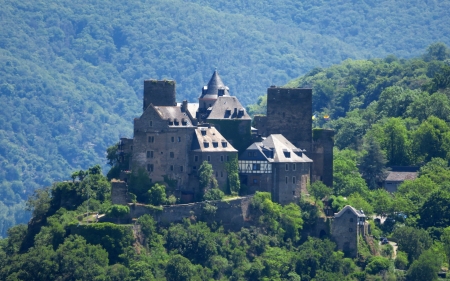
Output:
283 149 291 158
204 142 209 148
222 142 227 147
213 142 218 148
201 130 207 136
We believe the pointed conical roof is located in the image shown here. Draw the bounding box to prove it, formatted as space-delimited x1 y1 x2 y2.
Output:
200 70 229 99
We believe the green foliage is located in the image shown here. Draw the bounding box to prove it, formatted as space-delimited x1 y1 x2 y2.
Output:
392 226 433 264
203 187 225 201
395 251 409 270
225 155 241 195
250 192 303 241
333 148 369 196
198 161 214 191
26 187 51 219
74 223 134 264
406 248 442 281
418 189 450 228
147 183 167 206
127 168 152 203
166 254 196 281
365 256 391 275
308 180 332 203
107 205 130 219
358 135 388 189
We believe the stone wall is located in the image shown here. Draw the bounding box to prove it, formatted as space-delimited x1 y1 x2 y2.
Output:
126 196 253 231
111 180 129 205
143 80 176 110
311 129 334 187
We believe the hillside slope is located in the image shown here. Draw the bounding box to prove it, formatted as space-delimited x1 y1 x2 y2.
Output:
1 0 450 236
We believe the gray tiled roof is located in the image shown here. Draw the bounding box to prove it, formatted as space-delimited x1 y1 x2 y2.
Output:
191 126 237 152
199 70 229 99
334 205 366 218
206 96 251 120
154 106 194 127
385 171 417 182
241 134 312 163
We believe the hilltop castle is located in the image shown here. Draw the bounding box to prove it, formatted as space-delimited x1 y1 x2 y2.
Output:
116 71 334 204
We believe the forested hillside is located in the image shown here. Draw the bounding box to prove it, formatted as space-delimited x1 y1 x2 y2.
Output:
1 0 450 237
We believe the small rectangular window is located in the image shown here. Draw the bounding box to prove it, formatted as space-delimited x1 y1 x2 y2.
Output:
170 165 174 171
221 171 223 177
171 136 174 142
170 152 174 158
194 155 199 162
148 136 154 143
227 156 230 161
207 155 211 162
215 171 218 177
220 155 224 162
292 177 296 184
147 164 153 172
292 164 296 171
285 176 288 184
193 166 197 170
180 166 183 172
178 137 181 142
147 151 154 158
285 164 289 171
149 121 153 127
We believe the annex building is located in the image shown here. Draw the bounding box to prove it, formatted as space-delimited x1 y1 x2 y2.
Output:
117 71 333 204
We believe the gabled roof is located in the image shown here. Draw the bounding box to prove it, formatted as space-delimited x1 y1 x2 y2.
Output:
385 171 417 182
206 96 251 120
199 70 230 100
240 134 312 163
153 105 194 127
191 126 237 152
334 205 366 218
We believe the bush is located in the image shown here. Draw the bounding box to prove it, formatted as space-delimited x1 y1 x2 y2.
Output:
203 188 224 201
395 251 408 270
106 205 130 218
147 183 167 206
365 256 391 275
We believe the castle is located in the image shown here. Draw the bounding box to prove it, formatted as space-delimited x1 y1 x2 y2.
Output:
116 71 334 204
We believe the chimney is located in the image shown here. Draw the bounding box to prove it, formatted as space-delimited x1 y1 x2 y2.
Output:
182 100 188 112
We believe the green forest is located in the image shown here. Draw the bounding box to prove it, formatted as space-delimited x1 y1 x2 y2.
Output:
1 0 450 237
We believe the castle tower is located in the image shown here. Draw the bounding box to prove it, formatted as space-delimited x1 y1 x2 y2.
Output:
198 70 229 111
143 80 176 111
254 87 312 152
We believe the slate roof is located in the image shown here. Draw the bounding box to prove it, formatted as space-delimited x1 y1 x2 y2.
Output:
191 126 237 152
154 105 194 127
199 70 230 100
206 96 251 120
334 205 366 218
240 134 312 163
385 171 417 182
